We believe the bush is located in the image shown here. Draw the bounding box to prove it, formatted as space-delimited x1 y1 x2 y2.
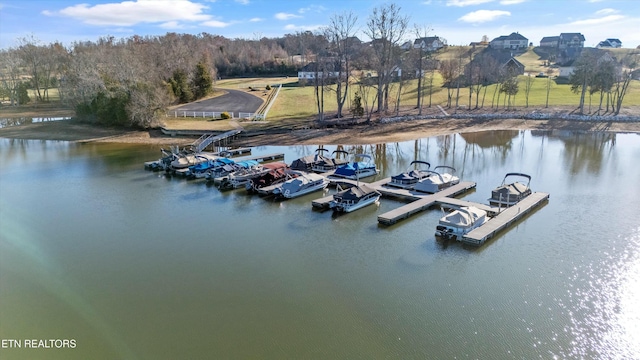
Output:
266 84 271 90
220 112 231 119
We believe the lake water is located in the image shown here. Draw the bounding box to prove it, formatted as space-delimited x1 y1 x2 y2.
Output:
1 130 639 359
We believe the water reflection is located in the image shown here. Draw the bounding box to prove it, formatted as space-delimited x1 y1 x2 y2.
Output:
0 116 71 128
1 131 639 359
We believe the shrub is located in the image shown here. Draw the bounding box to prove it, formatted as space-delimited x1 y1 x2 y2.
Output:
220 112 231 119
266 84 271 90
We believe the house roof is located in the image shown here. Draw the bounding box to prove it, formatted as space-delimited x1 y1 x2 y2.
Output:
606 38 622 44
501 57 525 70
414 36 440 46
491 32 528 42
540 36 560 43
559 33 585 41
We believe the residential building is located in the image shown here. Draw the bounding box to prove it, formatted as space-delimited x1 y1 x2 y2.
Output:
297 61 343 81
558 33 585 49
413 36 446 52
490 32 528 50
540 36 560 48
597 38 622 48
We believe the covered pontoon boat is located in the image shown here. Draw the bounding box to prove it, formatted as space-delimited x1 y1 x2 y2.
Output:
489 173 532 207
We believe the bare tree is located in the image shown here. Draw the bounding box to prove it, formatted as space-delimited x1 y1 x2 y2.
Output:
413 25 433 114
364 3 409 114
523 74 534 108
324 11 358 119
0 48 24 105
439 58 460 108
610 55 637 115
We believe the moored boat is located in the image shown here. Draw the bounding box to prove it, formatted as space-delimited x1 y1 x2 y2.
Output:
388 160 431 189
311 150 349 173
329 184 381 213
332 154 379 180
219 161 287 190
187 157 235 179
205 159 258 182
275 173 329 199
169 151 218 174
246 162 293 193
489 173 532 207
435 206 488 241
414 166 460 193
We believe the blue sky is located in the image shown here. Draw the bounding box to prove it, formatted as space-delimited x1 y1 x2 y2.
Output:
1 0 639 49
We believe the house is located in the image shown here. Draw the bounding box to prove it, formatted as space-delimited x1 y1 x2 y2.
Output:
501 57 525 76
297 61 344 81
469 41 489 48
558 33 585 49
489 32 528 50
413 36 446 52
466 48 525 77
540 36 560 48
597 38 622 48
558 60 575 77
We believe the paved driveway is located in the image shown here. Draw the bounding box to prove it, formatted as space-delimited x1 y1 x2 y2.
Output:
173 89 264 114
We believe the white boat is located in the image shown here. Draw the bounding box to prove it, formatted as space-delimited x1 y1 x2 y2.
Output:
329 184 381 213
332 153 379 180
435 206 488 241
169 151 218 172
489 173 532 207
387 160 431 189
275 173 329 199
414 166 460 193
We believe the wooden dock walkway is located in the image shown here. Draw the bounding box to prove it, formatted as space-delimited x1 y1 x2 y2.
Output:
377 181 476 225
462 192 549 245
235 152 285 163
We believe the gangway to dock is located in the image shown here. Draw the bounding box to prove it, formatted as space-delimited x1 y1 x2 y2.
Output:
461 192 549 245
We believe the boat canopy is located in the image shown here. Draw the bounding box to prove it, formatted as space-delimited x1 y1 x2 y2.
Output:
392 170 425 181
441 207 486 227
493 182 529 197
335 184 377 201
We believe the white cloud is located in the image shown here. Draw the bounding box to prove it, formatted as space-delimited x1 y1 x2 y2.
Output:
595 8 618 15
500 0 526 4
283 24 323 32
569 14 624 26
43 0 210 26
235 0 250 4
249 17 263 22
588 0 605 2
447 0 494 6
201 19 231 28
298 5 326 14
458 10 510 23
159 21 184 29
275 12 301 21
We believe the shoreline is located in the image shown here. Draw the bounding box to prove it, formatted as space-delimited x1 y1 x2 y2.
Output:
1 117 639 146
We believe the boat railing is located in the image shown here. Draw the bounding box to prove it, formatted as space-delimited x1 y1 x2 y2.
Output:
433 165 456 174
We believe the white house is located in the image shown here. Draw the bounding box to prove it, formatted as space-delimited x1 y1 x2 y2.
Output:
413 36 446 52
297 62 343 81
490 32 528 50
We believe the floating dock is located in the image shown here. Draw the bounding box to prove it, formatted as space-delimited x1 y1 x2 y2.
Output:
376 181 477 225
461 192 549 245
235 152 284 163
312 178 477 214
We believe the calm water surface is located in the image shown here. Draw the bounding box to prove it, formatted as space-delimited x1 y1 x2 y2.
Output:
1 130 639 359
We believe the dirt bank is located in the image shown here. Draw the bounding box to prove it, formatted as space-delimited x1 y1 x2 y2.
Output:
1 118 639 146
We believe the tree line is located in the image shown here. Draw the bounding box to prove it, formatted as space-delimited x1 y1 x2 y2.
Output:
1 2 638 128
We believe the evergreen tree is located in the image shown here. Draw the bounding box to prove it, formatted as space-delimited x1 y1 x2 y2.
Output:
192 61 213 99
